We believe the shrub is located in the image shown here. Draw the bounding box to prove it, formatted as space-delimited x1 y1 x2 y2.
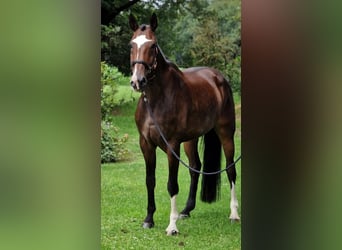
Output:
101 121 128 163
101 62 129 163
225 55 241 95
101 61 130 121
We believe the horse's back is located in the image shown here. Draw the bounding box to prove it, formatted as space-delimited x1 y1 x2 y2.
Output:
182 66 235 127
182 67 228 89
182 66 233 105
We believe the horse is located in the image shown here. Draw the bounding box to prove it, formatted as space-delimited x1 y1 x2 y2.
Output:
128 13 240 236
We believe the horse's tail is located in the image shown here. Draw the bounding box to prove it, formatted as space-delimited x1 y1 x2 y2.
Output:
200 128 221 203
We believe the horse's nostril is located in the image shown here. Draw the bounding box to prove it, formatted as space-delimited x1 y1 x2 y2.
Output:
131 81 138 90
138 77 147 87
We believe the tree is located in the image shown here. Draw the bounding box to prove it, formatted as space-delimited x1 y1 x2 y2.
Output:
168 1 241 92
101 0 140 25
101 0 163 74
101 0 241 93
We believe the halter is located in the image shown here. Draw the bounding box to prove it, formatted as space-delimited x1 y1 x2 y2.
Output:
131 45 158 82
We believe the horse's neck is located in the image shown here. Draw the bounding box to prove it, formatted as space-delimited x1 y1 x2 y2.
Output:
143 46 184 106
156 45 182 74
144 68 181 107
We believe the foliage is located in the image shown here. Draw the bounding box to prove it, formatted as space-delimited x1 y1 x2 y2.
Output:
174 1 241 93
101 62 130 163
101 22 132 74
101 121 128 163
101 0 241 93
101 61 117 122
101 61 130 121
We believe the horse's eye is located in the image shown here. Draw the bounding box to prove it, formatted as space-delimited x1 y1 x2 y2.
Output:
150 44 157 50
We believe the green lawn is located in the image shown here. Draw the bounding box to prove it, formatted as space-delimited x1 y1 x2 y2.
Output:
101 87 241 249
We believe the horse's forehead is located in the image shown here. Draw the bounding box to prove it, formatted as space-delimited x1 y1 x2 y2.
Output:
131 34 153 49
131 27 155 47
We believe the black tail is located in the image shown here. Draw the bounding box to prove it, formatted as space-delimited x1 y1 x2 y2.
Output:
200 129 222 203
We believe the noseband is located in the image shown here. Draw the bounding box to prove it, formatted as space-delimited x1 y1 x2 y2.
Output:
131 46 158 81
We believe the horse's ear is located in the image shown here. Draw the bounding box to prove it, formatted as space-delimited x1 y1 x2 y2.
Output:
150 13 158 32
129 14 139 31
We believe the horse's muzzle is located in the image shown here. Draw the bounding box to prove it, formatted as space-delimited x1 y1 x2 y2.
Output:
131 76 147 92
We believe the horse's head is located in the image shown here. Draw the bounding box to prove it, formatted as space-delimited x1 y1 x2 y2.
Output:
129 13 158 92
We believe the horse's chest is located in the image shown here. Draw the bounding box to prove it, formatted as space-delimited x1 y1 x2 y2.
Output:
140 116 160 142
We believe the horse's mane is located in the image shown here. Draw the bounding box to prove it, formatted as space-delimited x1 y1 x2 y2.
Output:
168 61 183 74
157 44 183 75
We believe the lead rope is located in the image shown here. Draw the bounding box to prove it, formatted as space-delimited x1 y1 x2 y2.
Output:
143 94 241 175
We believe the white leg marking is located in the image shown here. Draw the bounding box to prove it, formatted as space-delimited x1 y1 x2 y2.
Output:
229 183 240 220
166 195 179 235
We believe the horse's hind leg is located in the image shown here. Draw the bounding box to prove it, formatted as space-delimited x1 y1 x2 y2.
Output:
216 127 240 221
180 139 201 218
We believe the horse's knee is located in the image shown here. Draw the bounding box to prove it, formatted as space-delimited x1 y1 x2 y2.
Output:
167 181 179 197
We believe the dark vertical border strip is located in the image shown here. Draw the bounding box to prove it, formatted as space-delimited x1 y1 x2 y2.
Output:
241 1 311 249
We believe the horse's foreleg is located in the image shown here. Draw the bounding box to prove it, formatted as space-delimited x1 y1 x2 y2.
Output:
165 143 180 236
140 136 157 229
180 139 201 218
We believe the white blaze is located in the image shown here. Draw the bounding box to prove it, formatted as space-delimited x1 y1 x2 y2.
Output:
131 35 153 82
132 35 152 49
131 67 138 90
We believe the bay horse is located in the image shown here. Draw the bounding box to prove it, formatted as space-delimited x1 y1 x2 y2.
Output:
129 13 240 236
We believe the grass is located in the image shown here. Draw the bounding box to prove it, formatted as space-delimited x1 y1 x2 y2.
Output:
101 85 241 249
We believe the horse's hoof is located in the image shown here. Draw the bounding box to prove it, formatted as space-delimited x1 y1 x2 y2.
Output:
166 229 179 236
142 222 154 229
179 213 190 219
171 230 178 236
230 218 240 224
